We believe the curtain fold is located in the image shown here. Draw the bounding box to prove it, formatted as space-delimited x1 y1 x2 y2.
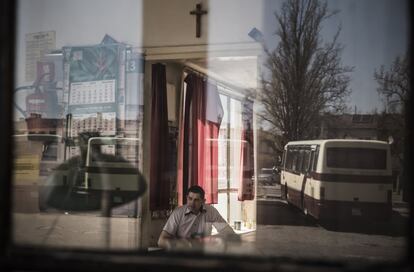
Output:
150 63 170 210
238 99 255 201
177 72 222 205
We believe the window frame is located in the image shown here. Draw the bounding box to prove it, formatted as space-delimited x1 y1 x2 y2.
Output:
0 0 15 257
1 1 413 271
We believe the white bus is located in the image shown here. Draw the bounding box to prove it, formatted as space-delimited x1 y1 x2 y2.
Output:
41 137 145 216
281 139 393 221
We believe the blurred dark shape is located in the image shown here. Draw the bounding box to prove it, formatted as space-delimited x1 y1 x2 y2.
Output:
41 132 146 212
42 153 146 212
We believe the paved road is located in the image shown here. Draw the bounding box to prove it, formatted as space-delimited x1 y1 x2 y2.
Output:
253 197 408 263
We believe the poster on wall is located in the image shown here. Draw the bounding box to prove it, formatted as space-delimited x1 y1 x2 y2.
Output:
63 44 125 137
25 31 56 82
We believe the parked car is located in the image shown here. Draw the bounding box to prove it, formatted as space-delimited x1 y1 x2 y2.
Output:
257 167 280 185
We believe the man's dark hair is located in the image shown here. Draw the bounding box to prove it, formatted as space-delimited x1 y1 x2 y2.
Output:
187 185 205 199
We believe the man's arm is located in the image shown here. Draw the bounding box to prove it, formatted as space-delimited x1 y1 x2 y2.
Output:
210 210 240 242
209 206 236 236
157 230 174 248
158 207 182 248
217 224 236 236
158 230 194 249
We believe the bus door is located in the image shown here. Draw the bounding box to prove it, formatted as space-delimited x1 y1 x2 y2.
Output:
306 145 319 216
282 147 296 200
284 147 303 206
299 147 313 214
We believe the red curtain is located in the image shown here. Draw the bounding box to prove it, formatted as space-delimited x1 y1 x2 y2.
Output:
238 99 255 201
150 63 170 211
177 73 221 205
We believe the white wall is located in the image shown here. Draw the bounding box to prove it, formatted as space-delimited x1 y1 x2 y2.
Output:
142 0 265 57
208 0 264 44
142 0 208 47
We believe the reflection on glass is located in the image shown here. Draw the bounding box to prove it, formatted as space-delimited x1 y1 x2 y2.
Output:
11 0 408 265
13 0 145 249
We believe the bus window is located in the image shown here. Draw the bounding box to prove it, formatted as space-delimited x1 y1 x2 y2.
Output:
281 151 286 169
291 149 299 172
326 147 387 170
285 148 293 171
312 145 320 171
297 149 304 173
302 149 311 174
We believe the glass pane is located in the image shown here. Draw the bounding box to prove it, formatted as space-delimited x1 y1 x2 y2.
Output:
11 0 408 266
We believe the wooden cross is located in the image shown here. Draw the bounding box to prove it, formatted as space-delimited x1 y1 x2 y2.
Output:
190 3 207 38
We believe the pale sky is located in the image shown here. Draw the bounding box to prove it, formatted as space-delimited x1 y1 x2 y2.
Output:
261 0 409 113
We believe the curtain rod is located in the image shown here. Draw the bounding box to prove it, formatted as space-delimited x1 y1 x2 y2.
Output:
183 66 207 80
182 64 252 101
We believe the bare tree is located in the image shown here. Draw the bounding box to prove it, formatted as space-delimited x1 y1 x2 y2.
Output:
374 55 409 159
374 55 409 114
374 54 409 201
260 0 352 152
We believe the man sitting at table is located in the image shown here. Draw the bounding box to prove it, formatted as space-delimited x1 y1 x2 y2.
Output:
158 185 236 248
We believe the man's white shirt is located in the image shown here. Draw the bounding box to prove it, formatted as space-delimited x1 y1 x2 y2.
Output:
163 204 231 239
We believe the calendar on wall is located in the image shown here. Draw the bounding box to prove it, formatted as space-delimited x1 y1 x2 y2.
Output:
69 80 116 105
63 43 125 138
61 40 145 170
